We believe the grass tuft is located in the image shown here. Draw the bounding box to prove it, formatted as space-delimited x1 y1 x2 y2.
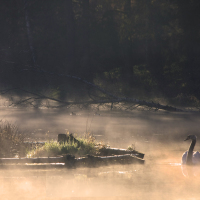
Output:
27 136 97 158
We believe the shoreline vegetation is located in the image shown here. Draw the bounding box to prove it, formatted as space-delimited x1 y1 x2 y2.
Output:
0 120 26 158
0 120 140 159
0 120 129 158
26 136 99 158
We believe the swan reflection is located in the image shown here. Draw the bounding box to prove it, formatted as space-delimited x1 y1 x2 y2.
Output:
181 165 200 177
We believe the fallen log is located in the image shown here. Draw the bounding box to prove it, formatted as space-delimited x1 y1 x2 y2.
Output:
75 154 144 167
0 156 65 164
98 148 144 159
0 154 144 168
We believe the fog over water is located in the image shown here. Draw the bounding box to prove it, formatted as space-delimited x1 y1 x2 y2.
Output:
0 107 200 199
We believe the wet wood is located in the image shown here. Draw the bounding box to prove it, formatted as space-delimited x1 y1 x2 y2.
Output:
99 148 145 159
0 157 65 164
0 154 144 168
75 154 144 167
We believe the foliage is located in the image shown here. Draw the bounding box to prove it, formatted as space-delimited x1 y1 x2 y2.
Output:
0 0 200 105
27 137 97 158
127 144 135 151
170 93 200 107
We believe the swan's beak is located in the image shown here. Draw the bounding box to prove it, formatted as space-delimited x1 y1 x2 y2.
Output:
184 136 189 141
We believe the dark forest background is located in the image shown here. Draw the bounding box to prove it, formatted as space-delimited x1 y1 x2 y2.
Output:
1 0 200 107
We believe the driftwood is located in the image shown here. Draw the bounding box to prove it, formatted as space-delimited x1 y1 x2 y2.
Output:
98 148 144 159
0 133 145 168
0 145 145 168
0 156 64 164
0 153 144 169
75 154 144 167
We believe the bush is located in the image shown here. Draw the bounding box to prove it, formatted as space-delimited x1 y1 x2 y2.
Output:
0 120 26 157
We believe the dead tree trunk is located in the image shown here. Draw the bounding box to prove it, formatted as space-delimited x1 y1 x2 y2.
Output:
24 0 37 89
24 0 36 65
64 0 75 73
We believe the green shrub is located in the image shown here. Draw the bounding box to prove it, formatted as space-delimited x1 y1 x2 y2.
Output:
27 137 96 158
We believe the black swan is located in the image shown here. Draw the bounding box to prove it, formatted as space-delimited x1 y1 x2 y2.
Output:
182 135 200 165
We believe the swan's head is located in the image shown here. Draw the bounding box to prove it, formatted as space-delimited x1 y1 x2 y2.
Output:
184 135 197 141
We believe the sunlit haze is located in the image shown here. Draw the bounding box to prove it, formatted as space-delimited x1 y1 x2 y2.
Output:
0 107 200 199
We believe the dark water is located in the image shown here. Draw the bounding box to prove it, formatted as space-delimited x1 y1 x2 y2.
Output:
0 107 200 199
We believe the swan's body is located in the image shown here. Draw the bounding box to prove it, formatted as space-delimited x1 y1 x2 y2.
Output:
182 135 200 165
182 151 200 165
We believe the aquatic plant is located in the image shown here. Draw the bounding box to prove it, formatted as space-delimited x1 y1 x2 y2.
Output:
27 136 97 158
127 143 136 151
0 120 26 157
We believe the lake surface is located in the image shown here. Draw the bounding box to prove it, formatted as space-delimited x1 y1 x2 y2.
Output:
0 107 200 199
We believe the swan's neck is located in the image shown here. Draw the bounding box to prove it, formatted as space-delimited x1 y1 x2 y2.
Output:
186 139 196 165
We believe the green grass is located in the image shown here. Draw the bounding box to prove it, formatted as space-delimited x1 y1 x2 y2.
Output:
27 137 97 158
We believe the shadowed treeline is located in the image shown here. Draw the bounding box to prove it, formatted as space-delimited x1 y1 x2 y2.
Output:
0 0 200 106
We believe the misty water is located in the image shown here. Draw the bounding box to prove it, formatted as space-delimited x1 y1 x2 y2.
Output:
0 107 200 199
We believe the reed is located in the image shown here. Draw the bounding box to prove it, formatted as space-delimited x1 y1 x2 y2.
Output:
0 120 26 157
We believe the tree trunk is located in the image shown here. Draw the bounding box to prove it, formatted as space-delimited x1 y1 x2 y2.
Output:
24 0 37 89
124 0 133 85
80 0 91 80
24 0 36 65
64 0 75 74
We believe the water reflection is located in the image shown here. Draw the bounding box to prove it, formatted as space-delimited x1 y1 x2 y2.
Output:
1 161 200 199
181 165 200 177
1 108 200 199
